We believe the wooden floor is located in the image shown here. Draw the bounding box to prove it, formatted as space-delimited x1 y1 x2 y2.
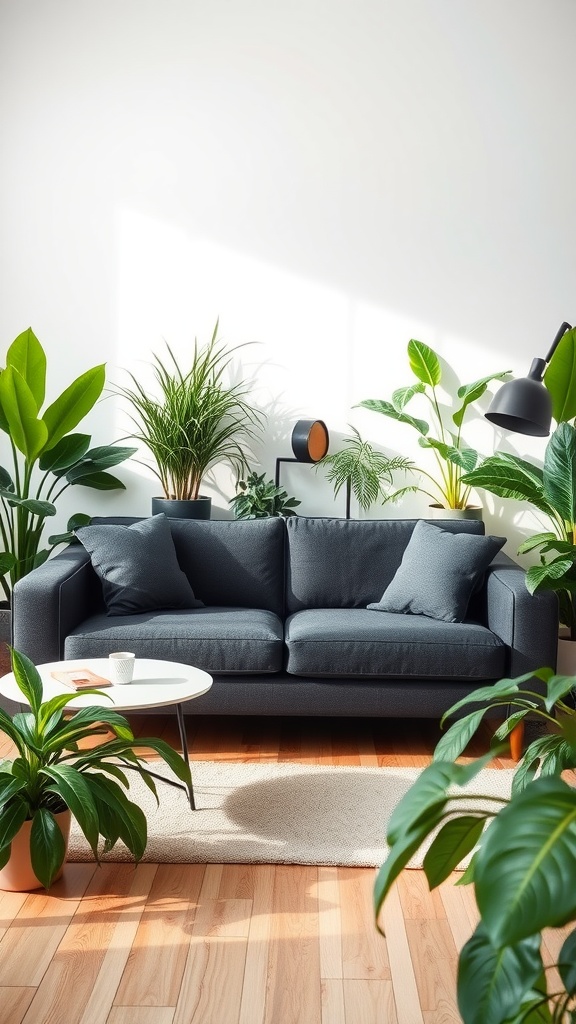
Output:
0 713 529 1024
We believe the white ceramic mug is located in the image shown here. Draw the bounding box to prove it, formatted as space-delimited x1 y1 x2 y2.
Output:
108 652 136 685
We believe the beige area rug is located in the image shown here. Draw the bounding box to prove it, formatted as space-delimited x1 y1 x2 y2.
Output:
67 761 515 868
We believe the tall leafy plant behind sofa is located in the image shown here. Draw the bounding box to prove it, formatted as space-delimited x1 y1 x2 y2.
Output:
0 328 136 604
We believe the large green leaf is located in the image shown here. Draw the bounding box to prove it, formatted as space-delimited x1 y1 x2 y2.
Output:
418 436 478 472
434 708 491 761
83 445 137 469
38 433 91 472
439 671 552 728
42 364 105 452
407 339 441 386
558 927 576 996
30 807 67 889
0 491 56 517
374 804 446 924
11 648 43 717
543 325 576 424
0 775 27 807
457 924 543 1024
0 796 28 849
0 366 48 461
543 422 576 526
357 398 429 436
462 456 552 517
525 559 575 595
5 328 47 410
83 772 147 861
42 764 100 856
391 383 426 411
453 370 511 428
423 815 485 888
474 776 576 946
67 469 126 491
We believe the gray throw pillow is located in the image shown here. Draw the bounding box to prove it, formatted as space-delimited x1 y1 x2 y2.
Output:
76 513 203 616
367 519 506 623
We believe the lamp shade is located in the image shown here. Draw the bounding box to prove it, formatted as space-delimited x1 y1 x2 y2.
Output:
485 377 552 437
291 419 329 462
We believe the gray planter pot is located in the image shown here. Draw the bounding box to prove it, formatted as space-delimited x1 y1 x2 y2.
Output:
151 496 212 520
428 504 483 522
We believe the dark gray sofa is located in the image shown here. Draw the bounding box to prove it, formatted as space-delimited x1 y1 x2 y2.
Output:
11 516 558 719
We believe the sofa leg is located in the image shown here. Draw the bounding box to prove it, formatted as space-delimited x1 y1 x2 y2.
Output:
509 721 525 762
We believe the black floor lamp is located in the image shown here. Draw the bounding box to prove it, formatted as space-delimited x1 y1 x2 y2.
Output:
485 321 572 437
275 419 330 487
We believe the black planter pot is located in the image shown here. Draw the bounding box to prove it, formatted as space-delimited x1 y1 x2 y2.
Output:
151 496 212 520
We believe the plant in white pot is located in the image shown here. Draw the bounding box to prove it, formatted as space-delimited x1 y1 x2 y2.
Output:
0 328 136 616
0 647 192 891
358 339 510 519
114 321 265 520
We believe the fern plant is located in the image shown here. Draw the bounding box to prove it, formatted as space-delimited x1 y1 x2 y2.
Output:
317 427 416 514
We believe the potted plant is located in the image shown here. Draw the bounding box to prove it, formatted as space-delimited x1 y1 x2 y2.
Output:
114 321 265 520
462 421 576 674
229 470 300 519
0 328 136 615
315 425 416 518
374 666 576 1023
0 647 192 891
358 339 510 519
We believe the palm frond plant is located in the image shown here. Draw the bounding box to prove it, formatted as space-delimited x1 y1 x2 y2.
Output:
315 426 416 516
0 328 136 603
462 422 576 637
375 667 576 1024
114 321 265 502
229 471 300 519
357 339 510 511
0 647 192 890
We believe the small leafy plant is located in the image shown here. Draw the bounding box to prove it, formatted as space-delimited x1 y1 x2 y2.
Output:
0 328 136 602
0 648 192 889
230 471 300 519
114 321 264 501
358 339 510 510
375 668 576 1023
316 426 416 513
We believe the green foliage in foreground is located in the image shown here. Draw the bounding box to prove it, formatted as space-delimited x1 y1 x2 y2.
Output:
0 648 192 888
375 669 576 1023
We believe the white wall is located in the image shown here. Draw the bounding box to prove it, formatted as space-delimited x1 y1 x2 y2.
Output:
1 0 575 555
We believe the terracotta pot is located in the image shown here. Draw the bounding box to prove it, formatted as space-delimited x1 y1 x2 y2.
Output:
0 809 72 892
428 504 483 522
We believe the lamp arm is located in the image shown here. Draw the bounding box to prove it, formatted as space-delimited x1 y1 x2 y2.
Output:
526 321 572 382
544 321 572 364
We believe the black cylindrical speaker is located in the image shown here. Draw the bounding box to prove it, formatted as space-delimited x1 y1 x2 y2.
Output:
291 419 329 462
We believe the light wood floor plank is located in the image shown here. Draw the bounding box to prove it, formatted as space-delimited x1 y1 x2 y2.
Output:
114 864 205 1007
398 870 446 922
0 889 28 941
238 863 275 1024
339 868 390 980
317 866 343 980
405 920 459 1016
321 979 346 1024
0 987 35 1024
0 864 95 987
174 898 249 1024
343 979 398 1024
381 882 425 1024
77 865 157 1024
264 864 321 1024
107 1009 174 1024
438 875 476 952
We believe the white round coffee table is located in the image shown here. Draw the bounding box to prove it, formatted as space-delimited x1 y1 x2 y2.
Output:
0 657 213 810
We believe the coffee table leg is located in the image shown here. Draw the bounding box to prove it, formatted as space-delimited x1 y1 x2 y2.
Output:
176 703 195 810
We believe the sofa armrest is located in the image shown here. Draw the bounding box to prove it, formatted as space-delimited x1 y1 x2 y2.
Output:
485 554 558 676
12 545 101 664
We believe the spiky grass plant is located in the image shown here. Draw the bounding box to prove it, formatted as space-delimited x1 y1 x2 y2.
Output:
115 322 264 500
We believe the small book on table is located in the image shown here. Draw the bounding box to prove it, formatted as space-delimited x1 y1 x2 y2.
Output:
50 668 112 690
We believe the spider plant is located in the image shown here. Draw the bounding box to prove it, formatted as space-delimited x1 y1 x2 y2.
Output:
316 426 416 515
115 321 265 501
0 647 192 889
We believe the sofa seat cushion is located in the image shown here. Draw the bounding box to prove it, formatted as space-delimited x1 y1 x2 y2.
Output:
64 607 284 675
284 609 506 679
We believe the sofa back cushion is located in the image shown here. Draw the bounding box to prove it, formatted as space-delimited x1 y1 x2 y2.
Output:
169 517 285 615
285 516 487 613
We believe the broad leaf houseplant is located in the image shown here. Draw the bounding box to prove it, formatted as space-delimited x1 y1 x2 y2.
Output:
0 328 135 604
229 470 300 519
0 647 192 891
358 339 509 516
375 667 576 1024
115 321 264 520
